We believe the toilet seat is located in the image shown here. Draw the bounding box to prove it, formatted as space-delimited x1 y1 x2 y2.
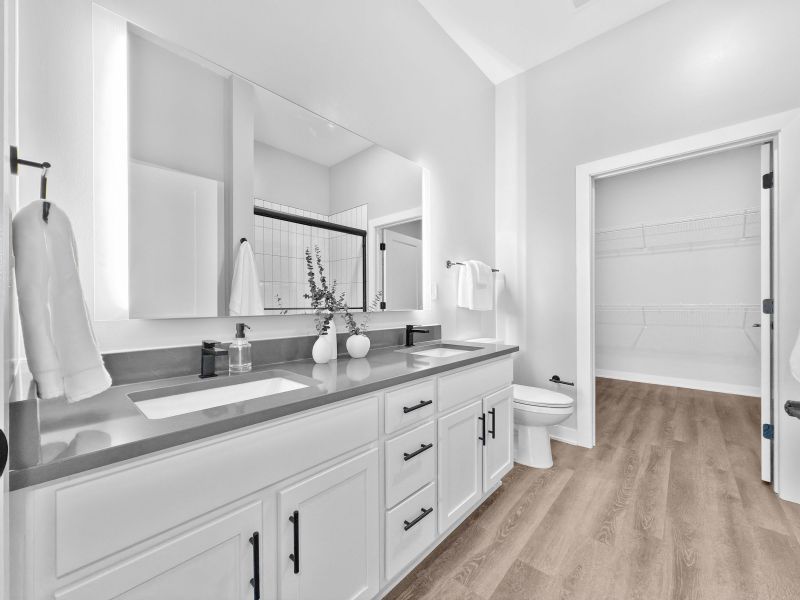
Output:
512 384 574 409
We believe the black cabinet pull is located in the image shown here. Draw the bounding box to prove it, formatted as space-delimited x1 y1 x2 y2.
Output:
403 507 434 531
403 443 433 461
403 399 433 414
488 408 496 439
289 510 300 574
249 532 260 599
479 413 486 445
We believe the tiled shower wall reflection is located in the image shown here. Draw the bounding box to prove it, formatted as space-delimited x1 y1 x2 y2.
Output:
254 199 367 314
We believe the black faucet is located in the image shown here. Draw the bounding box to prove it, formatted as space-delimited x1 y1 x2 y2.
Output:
405 325 430 347
200 340 228 378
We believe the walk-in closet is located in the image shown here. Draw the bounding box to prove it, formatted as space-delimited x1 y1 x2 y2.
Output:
594 144 767 398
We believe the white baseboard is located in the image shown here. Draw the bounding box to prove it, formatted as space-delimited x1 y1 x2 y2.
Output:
549 424 583 447
595 369 759 398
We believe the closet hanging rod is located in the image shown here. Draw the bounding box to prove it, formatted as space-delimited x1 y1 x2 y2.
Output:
446 260 500 272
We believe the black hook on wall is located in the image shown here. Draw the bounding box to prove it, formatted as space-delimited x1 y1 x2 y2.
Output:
10 145 52 222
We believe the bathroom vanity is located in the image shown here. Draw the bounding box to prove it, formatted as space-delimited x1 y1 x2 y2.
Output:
10 341 517 600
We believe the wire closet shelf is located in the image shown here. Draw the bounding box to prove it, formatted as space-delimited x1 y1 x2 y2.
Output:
595 207 760 257
595 304 761 329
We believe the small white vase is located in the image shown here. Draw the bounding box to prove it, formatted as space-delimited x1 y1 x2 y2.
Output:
312 335 330 364
327 319 338 360
346 334 371 359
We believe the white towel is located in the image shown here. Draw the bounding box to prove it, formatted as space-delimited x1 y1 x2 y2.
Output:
457 260 494 311
12 201 112 402
229 240 264 315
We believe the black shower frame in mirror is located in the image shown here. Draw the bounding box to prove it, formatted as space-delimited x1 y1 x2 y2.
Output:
254 206 367 312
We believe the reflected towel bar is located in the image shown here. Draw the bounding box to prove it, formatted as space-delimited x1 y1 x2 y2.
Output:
446 260 499 272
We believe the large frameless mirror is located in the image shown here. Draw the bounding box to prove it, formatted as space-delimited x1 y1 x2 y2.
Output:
82 6 426 320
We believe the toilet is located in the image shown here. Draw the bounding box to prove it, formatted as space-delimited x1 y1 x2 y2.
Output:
513 384 575 469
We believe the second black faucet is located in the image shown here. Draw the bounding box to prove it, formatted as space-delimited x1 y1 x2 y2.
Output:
405 324 430 347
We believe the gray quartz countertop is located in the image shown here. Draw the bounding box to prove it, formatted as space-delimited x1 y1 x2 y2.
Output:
10 340 518 491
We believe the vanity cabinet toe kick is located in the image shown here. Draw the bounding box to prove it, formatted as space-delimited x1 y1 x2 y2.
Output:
11 355 514 600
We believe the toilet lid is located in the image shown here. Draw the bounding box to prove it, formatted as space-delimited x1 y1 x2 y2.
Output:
512 385 574 408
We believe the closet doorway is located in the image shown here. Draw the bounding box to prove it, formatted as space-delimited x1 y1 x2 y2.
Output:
593 141 774 481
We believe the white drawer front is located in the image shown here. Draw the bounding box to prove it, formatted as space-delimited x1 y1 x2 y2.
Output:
385 483 437 582
385 421 436 508
54 397 378 577
385 379 435 434
438 358 513 413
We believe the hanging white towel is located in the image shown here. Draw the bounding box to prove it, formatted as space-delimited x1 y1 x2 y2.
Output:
457 260 494 311
229 240 264 316
12 201 112 402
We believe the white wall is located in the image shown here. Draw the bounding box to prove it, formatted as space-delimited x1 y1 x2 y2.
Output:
329 145 422 219
386 220 422 240
18 0 495 351
253 142 330 215
595 145 761 394
128 31 226 182
497 0 800 411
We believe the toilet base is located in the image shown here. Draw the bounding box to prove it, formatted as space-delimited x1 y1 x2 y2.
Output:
514 424 554 469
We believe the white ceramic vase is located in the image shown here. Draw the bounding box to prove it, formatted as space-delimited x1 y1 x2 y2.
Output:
327 319 338 360
312 335 330 364
346 334 371 359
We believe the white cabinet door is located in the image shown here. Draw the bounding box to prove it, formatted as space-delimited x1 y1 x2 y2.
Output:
56 503 263 600
278 449 379 600
483 386 514 491
437 400 482 532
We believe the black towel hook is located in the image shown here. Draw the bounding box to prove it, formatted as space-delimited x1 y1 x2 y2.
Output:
9 145 52 222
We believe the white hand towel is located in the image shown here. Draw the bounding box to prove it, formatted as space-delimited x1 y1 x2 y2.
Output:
469 260 492 289
457 260 494 311
12 201 112 402
229 240 264 316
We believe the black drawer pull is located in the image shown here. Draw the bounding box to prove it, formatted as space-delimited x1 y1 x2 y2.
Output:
488 408 496 439
403 443 433 461
289 510 300 574
249 532 260 599
403 399 433 414
403 507 434 531
479 413 486 445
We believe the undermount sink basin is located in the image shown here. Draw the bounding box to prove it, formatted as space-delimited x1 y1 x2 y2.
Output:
130 375 309 419
402 343 482 358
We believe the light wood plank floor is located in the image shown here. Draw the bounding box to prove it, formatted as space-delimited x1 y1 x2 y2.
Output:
386 378 800 600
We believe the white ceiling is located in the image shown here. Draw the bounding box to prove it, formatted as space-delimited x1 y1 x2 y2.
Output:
418 0 675 84
253 87 373 167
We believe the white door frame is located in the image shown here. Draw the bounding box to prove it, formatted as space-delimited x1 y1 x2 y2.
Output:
0 1 15 598
367 206 422 309
576 110 800 494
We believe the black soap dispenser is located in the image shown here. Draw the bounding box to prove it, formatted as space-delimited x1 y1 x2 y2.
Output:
229 323 252 374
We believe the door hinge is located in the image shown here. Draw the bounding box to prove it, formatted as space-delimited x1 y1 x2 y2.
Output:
379 242 386 251
763 424 774 440
379 301 386 310
763 299 774 315
762 172 774 189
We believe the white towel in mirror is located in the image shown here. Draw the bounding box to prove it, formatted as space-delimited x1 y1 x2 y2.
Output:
229 240 264 315
12 201 112 402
